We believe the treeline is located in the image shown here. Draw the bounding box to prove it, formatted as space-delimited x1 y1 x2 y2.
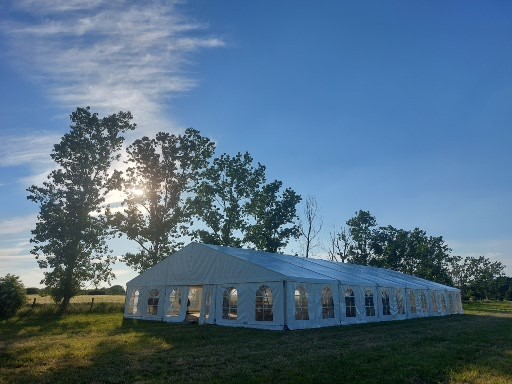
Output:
27 107 302 311
25 107 509 310
326 210 510 301
25 285 126 296
109 130 301 273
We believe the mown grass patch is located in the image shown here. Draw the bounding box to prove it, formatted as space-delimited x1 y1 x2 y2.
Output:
0 301 511 384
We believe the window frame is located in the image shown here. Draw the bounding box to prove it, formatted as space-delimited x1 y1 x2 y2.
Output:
396 289 405 315
255 285 274 322
409 291 417 314
128 290 139 315
345 288 357 318
381 290 391 316
222 287 238 321
364 288 376 317
147 289 160 316
166 288 181 317
294 285 310 320
321 286 335 319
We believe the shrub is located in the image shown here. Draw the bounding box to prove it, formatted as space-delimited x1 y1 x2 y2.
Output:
26 287 40 295
87 289 106 295
0 274 27 319
106 285 126 295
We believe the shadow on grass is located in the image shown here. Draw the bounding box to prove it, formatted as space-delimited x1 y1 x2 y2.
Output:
1 310 511 384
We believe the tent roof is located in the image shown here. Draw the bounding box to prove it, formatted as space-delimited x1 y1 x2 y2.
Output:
127 243 458 291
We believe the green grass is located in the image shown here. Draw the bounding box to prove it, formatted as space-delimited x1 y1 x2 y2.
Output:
1 301 511 384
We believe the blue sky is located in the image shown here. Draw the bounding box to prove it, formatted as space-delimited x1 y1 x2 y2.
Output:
1 0 511 288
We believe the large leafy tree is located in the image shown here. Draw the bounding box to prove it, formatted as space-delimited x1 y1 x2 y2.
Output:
346 210 377 265
110 129 215 272
27 107 135 311
372 226 452 284
245 180 302 253
343 211 453 285
190 152 266 247
449 255 505 300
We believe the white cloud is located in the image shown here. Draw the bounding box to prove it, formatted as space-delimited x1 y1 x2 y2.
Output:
0 135 58 168
2 0 224 136
0 215 36 236
0 0 224 192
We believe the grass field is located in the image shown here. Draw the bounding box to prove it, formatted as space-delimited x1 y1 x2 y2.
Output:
1 301 511 384
26 294 126 305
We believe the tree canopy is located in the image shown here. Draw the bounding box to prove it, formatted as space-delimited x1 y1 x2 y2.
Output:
27 107 135 311
110 129 215 272
190 152 266 248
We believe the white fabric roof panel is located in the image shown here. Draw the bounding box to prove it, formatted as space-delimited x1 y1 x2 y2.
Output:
127 243 457 292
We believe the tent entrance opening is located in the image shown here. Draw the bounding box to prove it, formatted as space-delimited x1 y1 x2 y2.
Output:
186 286 202 322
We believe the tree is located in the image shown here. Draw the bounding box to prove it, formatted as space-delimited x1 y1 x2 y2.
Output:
371 225 452 284
449 256 505 300
370 225 410 269
0 274 27 319
346 210 377 265
27 107 135 312
326 225 351 262
106 284 126 295
298 196 323 258
190 152 265 247
245 180 301 253
110 129 215 272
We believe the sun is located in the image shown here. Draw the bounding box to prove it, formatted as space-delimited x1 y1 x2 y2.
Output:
130 188 144 197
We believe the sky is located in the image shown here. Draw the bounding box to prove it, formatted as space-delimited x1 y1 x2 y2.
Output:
0 0 511 288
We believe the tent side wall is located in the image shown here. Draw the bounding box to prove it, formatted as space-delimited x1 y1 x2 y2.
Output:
124 243 464 329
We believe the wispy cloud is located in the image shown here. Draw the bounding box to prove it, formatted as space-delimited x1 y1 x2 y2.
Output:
0 214 36 236
0 135 58 167
1 0 224 134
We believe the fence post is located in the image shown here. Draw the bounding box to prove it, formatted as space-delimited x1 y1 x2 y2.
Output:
90 297 95 311
32 297 37 307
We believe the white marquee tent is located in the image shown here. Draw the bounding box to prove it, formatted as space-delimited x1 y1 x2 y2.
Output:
124 242 463 330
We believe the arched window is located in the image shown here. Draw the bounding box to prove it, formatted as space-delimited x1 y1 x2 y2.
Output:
381 290 391 315
204 291 211 320
166 288 181 317
321 287 335 319
409 291 417 314
255 285 273 321
147 289 159 316
222 287 238 320
421 291 428 313
431 292 438 313
345 288 356 317
396 290 405 315
440 294 447 312
294 285 309 320
128 290 139 315
364 288 375 316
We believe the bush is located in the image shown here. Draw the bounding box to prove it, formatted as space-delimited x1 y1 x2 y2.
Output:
106 285 126 295
87 289 106 295
26 287 40 295
0 274 27 319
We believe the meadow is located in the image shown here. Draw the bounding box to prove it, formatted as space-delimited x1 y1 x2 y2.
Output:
0 299 511 384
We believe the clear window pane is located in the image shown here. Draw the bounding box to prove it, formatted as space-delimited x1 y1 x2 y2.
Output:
166 288 181 317
365 288 375 316
381 290 391 316
222 287 238 320
255 285 273 321
294 285 309 320
147 289 160 316
345 289 356 317
322 287 335 319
